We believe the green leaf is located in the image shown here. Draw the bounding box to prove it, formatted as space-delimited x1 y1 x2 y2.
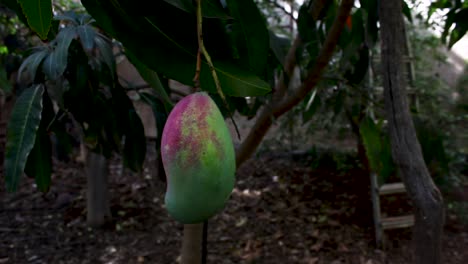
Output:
94 34 116 74
225 0 269 74
126 51 174 111
202 0 231 19
162 0 231 19
162 0 193 13
123 109 146 172
54 12 79 25
17 48 49 82
18 0 53 40
81 0 270 97
77 25 97 52
302 90 321 123
54 27 77 76
199 61 271 96
359 116 382 174
5 85 45 191
41 27 76 81
402 0 413 23
24 92 54 192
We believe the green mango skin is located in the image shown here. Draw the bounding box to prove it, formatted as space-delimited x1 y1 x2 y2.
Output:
161 92 235 224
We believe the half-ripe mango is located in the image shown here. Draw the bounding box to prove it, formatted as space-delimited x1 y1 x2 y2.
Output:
161 92 235 224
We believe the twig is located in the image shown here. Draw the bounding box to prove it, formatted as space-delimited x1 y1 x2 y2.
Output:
266 0 297 22
195 0 241 140
273 0 353 117
193 48 202 90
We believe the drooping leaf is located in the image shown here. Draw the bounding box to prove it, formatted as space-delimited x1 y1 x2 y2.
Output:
53 27 77 78
17 48 49 82
77 25 97 52
42 27 78 81
24 91 54 192
225 0 269 75
5 85 44 191
18 0 53 39
94 34 116 74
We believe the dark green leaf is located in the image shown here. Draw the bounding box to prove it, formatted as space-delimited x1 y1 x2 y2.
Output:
18 0 53 39
162 0 230 19
54 12 79 25
24 92 54 192
81 0 270 97
42 27 78 81
359 116 382 174
94 34 116 74
162 0 193 13
202 0 231 19
199 61 271 96
5 85 44 191
53 27 77 78
402 0 413 23
225 0 269 74
77 25 96 52
17 48 49 82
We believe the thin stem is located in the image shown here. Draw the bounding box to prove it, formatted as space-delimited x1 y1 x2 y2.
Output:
195 0 241 139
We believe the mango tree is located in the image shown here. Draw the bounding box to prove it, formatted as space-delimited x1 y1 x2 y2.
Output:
4 0 468 263
4 10 146 227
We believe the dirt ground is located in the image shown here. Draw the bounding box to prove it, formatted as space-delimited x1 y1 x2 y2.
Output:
1 149 467 264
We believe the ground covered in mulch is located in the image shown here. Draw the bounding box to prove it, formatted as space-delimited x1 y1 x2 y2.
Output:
1 150 467 264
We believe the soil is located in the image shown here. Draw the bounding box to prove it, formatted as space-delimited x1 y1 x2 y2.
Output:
1 150 467 264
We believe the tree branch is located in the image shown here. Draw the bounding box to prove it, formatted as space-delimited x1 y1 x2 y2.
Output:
235 0 353 166
273 0 353 117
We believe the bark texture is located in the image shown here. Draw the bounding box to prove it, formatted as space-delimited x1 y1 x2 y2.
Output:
378 1 445 263
86 151 111 227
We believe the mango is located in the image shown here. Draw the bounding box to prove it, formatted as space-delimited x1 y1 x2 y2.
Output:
161 92 235 223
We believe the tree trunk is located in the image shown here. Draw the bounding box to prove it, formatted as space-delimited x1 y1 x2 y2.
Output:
181 223 203 264
86 151 111 227
378 1 445 263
